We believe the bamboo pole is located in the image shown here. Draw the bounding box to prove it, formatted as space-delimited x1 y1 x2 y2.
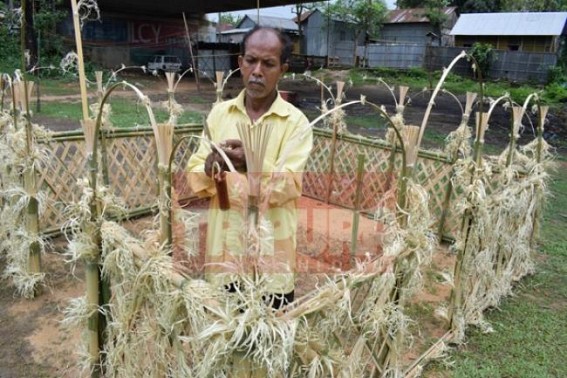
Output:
69 0 101 374
437 92 477 239
350 154 365 265
20 2 42 296
182 12 200 92
529 104 549 248
215 71 224 104
416 51 468 151
507 106 523 167
325 81 345 203
70 0 89 122
448 111 489 338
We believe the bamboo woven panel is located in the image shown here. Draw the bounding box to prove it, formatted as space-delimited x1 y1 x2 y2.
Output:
303 132 394 212
413 157 454 234
304 131 458 238
38 136 89 230
38 126 202 233
37 125 470 242
105 136 158 209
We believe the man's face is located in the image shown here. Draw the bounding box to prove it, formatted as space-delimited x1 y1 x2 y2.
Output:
238 30 288 102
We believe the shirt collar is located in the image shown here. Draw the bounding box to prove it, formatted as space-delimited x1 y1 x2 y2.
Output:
230 89 291 120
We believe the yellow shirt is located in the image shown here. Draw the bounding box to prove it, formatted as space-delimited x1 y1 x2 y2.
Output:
186 89 313 294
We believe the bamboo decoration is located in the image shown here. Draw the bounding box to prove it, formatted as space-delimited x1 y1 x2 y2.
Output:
506 106 524 167
325 81 346 203
397 85 409 115
449 111 490 340
95 71 103 102
438 92 477 237
416 51 468 151
9 0 45 299
69 0 103 373
536 106 549 164
215 71 224 104
70 0 90 122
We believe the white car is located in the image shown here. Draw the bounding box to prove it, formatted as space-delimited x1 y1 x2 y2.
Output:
147 55 182 74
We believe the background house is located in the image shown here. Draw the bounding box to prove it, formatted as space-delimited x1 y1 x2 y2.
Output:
451 12 567 53
228 14 301 52
380 7 458 46
298 9 363 64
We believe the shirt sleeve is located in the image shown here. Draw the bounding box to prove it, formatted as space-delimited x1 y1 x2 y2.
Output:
267 113 313 207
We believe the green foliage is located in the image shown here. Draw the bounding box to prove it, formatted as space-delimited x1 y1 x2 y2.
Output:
541 82 567 104
218 13 242 26
0 1 66 71
326 0 388 40
424 0 449 34
396 0 426 8
32 0 67 58
500 0 567 11
469 42 494 80
452 0 503 13
0 26 20 72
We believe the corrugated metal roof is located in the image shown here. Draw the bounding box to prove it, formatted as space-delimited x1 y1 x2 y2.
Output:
239 14 298 31
386 7 457 24
219 28 251 35
450 12 567 36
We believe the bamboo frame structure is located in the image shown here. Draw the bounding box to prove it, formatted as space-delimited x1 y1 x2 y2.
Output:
0 41 551 375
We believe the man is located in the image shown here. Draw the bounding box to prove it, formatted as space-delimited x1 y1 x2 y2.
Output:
186 26 313 309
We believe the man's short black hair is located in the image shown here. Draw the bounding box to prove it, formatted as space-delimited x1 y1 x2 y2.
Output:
241 26 293 65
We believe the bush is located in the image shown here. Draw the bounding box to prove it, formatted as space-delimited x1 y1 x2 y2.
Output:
469 42 494 80
0 28 21 73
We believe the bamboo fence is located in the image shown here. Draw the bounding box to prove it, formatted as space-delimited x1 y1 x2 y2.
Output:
0 103 548 376
0 44 552 378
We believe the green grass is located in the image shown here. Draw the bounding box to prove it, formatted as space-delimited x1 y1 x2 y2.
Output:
348 68 567 108
424 163 567 377
35 96 202 127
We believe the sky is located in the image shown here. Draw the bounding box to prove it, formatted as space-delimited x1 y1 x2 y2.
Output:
206 1 397 23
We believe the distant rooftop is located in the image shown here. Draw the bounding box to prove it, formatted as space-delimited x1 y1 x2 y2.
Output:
386 7 457 23
451 12 567 36
237 14 298 31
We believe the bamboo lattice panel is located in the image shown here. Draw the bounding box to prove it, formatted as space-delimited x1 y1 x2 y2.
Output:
38 126 466 239
38 126 203 233
303 130 459 238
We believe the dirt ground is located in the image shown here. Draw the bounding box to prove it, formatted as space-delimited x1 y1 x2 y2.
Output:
1 71 565 377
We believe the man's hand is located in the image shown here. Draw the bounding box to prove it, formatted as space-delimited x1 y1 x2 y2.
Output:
221 139 247 172
204 139 247 177
204 152 227 177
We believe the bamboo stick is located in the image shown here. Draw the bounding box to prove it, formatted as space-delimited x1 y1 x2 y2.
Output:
18 0 43 297
70 0 89 122
325 81 345 203
182 12 200 92
70 0 102 374
350 154 365 265
507 106 523 167
215 71 224 104
416 51 468 150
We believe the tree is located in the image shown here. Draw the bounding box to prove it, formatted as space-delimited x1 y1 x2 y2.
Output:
396 0 426 8
326 0 388 66
424 0 448 44
500 0 567 11
218 13 242 26
453 0 502 13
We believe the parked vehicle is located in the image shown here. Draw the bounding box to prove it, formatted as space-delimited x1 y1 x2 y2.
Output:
147 55 182 73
